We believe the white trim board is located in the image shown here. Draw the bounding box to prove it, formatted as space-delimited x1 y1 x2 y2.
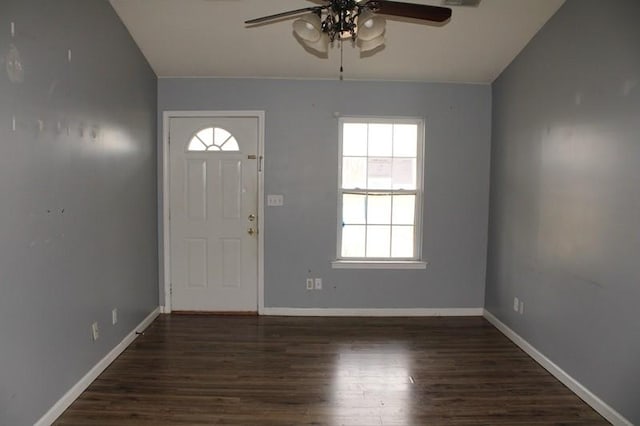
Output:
34 307 161 426
331 261 428 270
161 111 266 315
263 308 484 317
483 309 632 426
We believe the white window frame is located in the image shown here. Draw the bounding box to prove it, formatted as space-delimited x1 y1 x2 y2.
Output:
333 116 427 270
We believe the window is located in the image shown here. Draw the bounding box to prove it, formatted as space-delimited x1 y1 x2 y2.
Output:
188 127 239 152
336 117 424 266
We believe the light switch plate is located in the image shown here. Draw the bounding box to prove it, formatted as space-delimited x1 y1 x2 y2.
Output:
267 194 284 206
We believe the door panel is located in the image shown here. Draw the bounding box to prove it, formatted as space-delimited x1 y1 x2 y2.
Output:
186 238 207 288
169 116 259 311
221 160 242 219
221 238 242 288
186 159 207 221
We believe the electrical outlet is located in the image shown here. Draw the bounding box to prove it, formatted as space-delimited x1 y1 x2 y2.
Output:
306 278 314 290
112 308 118 325
513 297 519 312
267 194 284 206
314 278 322 290
91 322 99 341
519 301 524 315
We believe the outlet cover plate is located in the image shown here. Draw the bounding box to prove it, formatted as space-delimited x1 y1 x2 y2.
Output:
267 194 284 206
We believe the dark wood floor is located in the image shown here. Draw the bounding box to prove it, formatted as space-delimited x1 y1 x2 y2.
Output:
56 315 608 425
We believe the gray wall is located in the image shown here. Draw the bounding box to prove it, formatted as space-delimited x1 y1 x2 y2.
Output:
486 0 640 423
159 79 491 309
0 2 158 425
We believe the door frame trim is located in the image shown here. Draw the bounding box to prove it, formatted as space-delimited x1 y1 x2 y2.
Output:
161 111 265 314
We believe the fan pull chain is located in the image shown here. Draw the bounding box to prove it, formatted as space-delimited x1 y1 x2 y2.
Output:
339 40 344 80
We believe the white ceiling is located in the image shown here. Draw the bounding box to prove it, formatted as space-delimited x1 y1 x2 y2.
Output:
110 0 565 83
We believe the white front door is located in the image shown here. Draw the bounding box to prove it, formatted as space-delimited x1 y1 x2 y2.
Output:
169 116 259 312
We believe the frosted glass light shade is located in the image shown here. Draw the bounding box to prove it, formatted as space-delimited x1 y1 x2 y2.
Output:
293 14 322 42
357 11 385 41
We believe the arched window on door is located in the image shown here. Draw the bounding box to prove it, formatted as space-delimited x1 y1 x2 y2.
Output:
187 127 240 152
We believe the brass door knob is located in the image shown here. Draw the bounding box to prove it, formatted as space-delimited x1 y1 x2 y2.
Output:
248 228 257 236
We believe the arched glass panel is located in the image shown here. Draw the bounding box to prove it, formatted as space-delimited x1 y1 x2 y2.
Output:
188 127 239 152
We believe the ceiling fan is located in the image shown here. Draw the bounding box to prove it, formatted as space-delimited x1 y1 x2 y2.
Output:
245 1 453 55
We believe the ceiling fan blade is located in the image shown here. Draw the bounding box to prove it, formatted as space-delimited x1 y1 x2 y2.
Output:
245 6 323 25
367 1 452 22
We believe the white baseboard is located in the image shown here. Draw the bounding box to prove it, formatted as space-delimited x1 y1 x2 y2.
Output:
159 305 168 314
483 309 632 426
34 307 161 426
262 307 484 317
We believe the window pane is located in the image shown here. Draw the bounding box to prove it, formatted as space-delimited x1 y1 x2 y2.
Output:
188 139 206 151
367 157 392 189
393 124 418 157
342 225 366 257
392 195 415 225
221 137 239 151
343 194 366 224
342 157 367 189
392 158 417 189
366 225 390 257
343 123 368 156
368 124 393 156
214 128 231 146
197 128 214 146
391 226 414 258
367 195 391 224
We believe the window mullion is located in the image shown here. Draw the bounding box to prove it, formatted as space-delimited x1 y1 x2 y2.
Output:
390 125 395 257
390 191 395 257
364 124 370 257
350 189 416 195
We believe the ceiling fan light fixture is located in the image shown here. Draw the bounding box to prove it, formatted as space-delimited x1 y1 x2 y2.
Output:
247 1 452 63
293 13 322 42
356 10 385 42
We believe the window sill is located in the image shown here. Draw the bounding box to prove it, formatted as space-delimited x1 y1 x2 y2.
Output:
331 260 428 270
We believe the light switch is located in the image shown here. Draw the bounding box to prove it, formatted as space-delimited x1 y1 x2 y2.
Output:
267 194 284 206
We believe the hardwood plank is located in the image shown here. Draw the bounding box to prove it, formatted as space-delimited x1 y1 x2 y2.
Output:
171 311 258 316
55 316 609 425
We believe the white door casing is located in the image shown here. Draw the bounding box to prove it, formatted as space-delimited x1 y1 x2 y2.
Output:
167 114 262 312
